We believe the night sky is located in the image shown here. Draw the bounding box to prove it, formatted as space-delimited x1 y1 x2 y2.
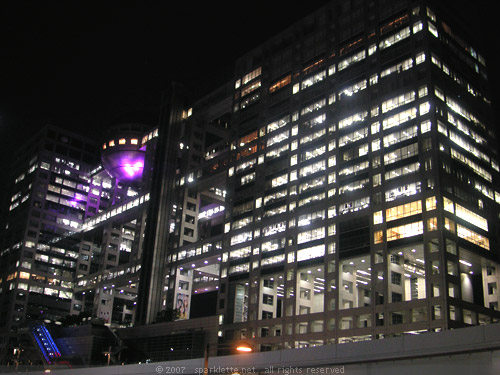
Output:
0 1 498 171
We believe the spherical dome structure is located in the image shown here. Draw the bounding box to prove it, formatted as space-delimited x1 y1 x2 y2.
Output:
101 124 150 183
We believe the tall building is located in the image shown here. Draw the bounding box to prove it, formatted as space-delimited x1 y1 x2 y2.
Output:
1 0 500 365
0 123 156 362
148 0 500 354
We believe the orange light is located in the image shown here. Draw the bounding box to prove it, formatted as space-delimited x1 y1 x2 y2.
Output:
236 343 252 352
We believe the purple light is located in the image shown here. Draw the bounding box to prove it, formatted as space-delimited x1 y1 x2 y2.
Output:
101 149 146 183
123 161 144 177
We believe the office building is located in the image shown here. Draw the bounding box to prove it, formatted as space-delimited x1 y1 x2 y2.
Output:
0 123 156 362
149 0 500 354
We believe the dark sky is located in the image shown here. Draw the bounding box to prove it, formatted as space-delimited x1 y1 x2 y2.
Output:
0 0 498 158
0 1 333 148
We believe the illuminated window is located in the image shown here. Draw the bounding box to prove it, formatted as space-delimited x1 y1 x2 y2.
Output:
427 217 438 231
428 22 438 38
299 160 326 178
297 244 325 262
231 231 253 246
457 224 489 250
382 107 417 130
339 178 369 195
298 192 325 208
338 79 367 100
338 50 366 71
374 230 384 244
268 173 288 189
299 176 325 193
444 217 455 233
232 216 253 230
263 221 287 237
381 91 415 113
338 160 369 177
119 138 126 145
380 57 413 78
301 145 326 163
301 99 326 116
241 80 261 97
339 197 370 215
426 196 437 211
338 111 368 129
267 130 289 147
386 200 422 221
384 142 418 165
267 115 290 134
239 130 258 147
387 221 423 241
241 172 255 185
374 211 383 224
236 158 256 173
385 182 421 202
449 131 489 163
242 67 261 85
385 161 420 181
301 70 326 90
131 138 138 145
109 140 115 147
269 75 291 93
338 127 368 147
455 204 488 231
379 27 411 50
266 144 289 161
300 128 326 145
297 227 325 244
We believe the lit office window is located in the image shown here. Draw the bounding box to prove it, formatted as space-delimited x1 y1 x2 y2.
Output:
242 67 262 85
388 244 426 302
267 115 290 134
450 148 492 182
339 255 371 310
386 200 422 222
455 204 488 231
338 50 366 71
457 224 489 250
301 99 326 115
297 245 325 262
380 57 413 78
338 79 367 100
338 111 368 129
385 182 422 202
297 227 325 244
382 107 417 130
384 143 418 165
299 160 326 178
382 91 415 113
301 70 326 90
387 221 423 241
379 27 410 50
385 162 420 181
339 197 370 215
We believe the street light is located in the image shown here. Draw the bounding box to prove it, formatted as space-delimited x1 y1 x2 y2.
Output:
203 341 253 374
235 342 252 352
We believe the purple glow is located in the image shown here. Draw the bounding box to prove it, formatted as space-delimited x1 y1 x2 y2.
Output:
123 161 144 177
101 149 146 183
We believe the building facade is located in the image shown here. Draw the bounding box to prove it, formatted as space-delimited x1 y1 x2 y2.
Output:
159 0 500 354
0 123 157 362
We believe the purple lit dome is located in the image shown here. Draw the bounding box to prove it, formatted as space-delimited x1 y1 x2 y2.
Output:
101 124 150 183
